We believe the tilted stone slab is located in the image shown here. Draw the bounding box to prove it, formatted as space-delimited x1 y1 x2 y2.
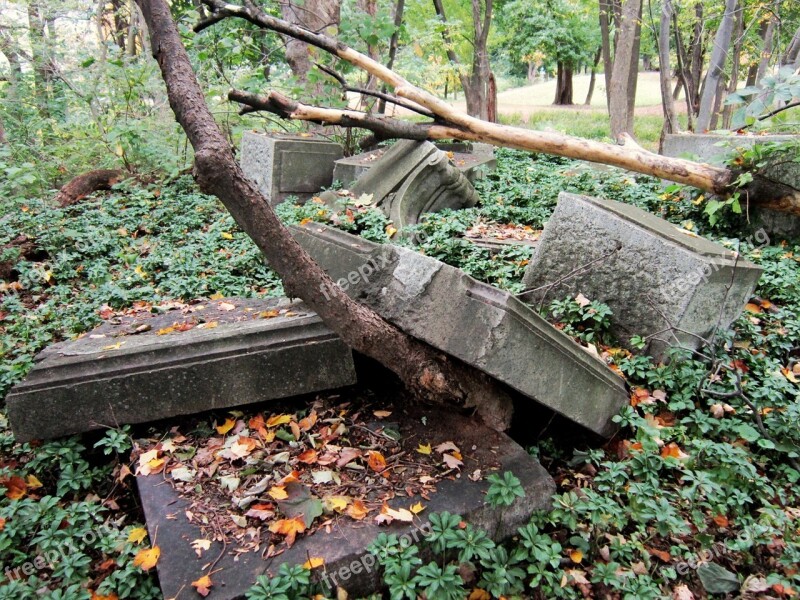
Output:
291 223 628 437
7 298 356 441
323 140 480 231
137 404 555 599
520 192 763 360
662 133 800 238
240 132 343 204
332 141 496 187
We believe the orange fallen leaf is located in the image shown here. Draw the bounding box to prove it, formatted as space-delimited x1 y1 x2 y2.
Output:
468 589 491 600
569 549 583 563
269 516 306 547
712 514 730 527
0 518 5 531
298 410 318 432
368 451 387 472
26 475 43 489
2 476 27 500
133 546 160 571
661 442 690 460
90 592 119 600
648 547 672 562
298 449 318 464
346 499 369 520
192 574 213 597
745 302 762 313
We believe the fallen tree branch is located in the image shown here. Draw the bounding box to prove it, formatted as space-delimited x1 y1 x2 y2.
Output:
135 0 514 431
53 169 126 207
203 0 800 215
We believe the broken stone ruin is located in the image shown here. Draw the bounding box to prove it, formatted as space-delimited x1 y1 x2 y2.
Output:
6 136 763 598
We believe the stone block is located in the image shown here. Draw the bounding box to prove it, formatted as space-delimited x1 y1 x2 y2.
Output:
240 132 343 204
7 299 357 441
662 133 800 238
324 140 480 231
291 223 629 437
332 141 496 188
137 404 555 599
520 192 763 360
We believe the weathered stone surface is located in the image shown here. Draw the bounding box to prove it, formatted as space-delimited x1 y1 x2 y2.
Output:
662 133 800 238
332 141 496 187
240 132 343 204
520 192 763 360
7 298 356 441
291 223 628 436
324 140 480 231
137 404 555 599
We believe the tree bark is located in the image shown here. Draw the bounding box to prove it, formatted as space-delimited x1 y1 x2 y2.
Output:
599 0 613 106
377 0 405 114
755 8 777 84
54 169 126 207
688 3 704 114
585 47 602 105
780 26 800 67
658 0 679 149
608 0 641 139
720 0 743 130
554 62 574 105
278 0 341 83
135 0 513 431
696 0 737 131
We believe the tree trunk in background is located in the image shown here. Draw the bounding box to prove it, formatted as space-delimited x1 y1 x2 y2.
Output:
658 0 679 148
279 0 341 82
672 12 694 130
720 0 743 129
608 0 641 139
554 62 574 105
696 0 737 131
780 26 800 68
585 47 601 105
432 0 496 121
0 26 24 102
688 3 704 114
377 0 405 114
624 0 642 125
599 0 613 105
755 8 777 84
357 0 378 94
28 0 53 117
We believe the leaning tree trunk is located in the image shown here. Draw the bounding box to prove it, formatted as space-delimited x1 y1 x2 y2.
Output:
134 0 513 431
696 0 737 131
585 47 602 105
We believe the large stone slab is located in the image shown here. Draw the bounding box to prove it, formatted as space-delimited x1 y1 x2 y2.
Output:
333 141 496 187
324 140 480 231
520 192 763 360
7 298 357 441
137 403 555 599
240 132 344 204
662 133 800 238
291 223 628 436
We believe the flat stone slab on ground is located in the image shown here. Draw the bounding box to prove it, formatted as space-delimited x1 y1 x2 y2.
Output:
520 192 762 360
137 403 555 599
291 223 628 436
333 141 496 187
7 298 356 441
240 132 343 205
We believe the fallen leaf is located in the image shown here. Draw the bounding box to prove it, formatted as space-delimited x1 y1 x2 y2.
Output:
192 575 213 596
90 592 118 600
575 293 591 307
417 443 432 455
373 410 392 419
133 546 160 571
346 499 369 520
661 442 690 460
378 502 414 523
435 441 460 454
191 539 211 557
269 516 306 547
648 547 672 562
298 449 318 464
245 504 275 521
0 518 5 531
782 368 799 383
712 514 730 527
128 527 148 545
569 549 583 563
468 589 491 600
368 451 386 472
303 557 325 569
268 485 288 500
443 453 463 469
215 418 236 435
410 502 425 514
266 414 292 428
218 302 236 311
672 584 695 600
336 447 362 467
744 302 762 313
325 496 350 512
